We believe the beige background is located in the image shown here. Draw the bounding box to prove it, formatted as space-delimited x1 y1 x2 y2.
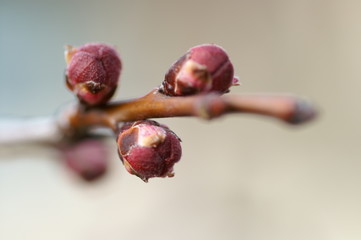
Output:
0 0 360 240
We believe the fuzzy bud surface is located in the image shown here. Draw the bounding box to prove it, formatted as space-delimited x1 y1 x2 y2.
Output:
65 43 121 106
161 44 238 96
117 120 182 182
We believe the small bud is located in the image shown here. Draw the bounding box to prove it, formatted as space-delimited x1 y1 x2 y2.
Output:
117 120 182 182
61 139 108 181
161 44 237 96
65 43 122 106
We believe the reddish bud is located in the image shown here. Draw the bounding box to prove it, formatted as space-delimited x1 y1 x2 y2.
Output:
161 44 238 96
65 43 121 106
62 139 108 181
117 120 182 182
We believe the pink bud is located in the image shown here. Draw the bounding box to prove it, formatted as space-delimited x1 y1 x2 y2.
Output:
117 120 182 182
161 44 237 96
62 139 108 181
65 43 121 106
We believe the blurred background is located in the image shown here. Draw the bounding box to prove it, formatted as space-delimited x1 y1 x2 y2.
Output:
0 0 360 239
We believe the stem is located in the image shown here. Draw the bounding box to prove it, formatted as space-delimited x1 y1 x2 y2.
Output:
65 89 317 133
0 89 317 145
0 117 61 145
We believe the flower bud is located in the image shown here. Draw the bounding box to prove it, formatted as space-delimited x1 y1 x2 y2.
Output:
62 139 108 181
117 120 182 182
161 44 238 96
65 43 121 106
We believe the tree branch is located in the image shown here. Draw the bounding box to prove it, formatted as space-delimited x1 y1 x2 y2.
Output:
64 88 317 135
0 89 317 146
0 117 61 145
